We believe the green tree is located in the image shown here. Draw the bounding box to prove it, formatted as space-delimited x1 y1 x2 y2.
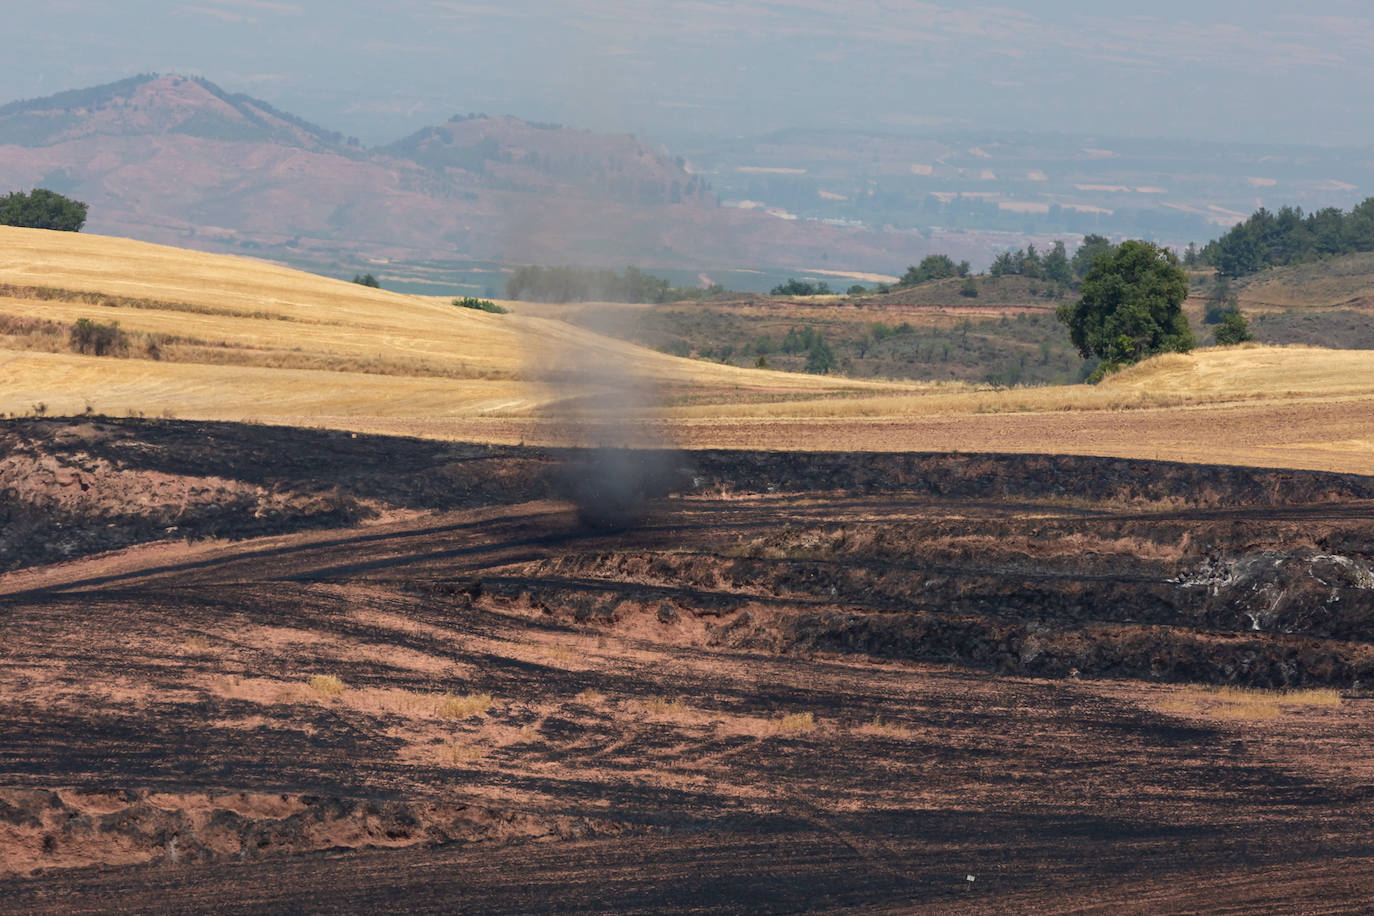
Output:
959 277 979 298
0 188 88 231
1203 275 1235 324
771 278 830 296
1071 234 1114 278
1213 309 1254 345
352 273 381 288
899 254 959 285
1043 241 1073 285
1056 240 1194 370
988 250 1017 277
804 335 837 374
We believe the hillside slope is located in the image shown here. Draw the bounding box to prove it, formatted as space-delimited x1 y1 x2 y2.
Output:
1236 250 1374 311
0 226 893 432
0 75 961 274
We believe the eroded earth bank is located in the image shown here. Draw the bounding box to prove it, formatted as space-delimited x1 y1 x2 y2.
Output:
3 418 1374 912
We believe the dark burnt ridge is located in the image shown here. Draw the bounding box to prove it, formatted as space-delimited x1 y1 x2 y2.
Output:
3 416 1374 688
4 415 1374 571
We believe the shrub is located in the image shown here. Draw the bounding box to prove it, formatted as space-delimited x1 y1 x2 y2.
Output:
453 296 508 314
1213 309 1254 345
352 273 381 288
959 277 979 298
69 318 127 356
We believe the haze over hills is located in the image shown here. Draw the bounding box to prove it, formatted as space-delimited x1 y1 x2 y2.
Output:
3 73 1372 294
0 74 1015 284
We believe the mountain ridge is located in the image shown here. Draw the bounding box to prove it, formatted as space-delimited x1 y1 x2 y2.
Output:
0 75 999 276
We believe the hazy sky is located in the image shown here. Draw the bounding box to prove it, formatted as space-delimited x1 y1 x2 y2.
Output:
9 1 1374 147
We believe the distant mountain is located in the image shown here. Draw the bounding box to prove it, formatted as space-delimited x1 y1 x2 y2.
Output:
0 75 995 276
384 115 713 208
0 75 347 151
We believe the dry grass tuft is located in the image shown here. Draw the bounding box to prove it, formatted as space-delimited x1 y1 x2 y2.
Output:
1278 687 1344 706
857 714 913 739
1158 684 1342 720
182 634 212 652
630 697 698 722
307 674 346 697
773 711 816 734
643 697 690 716
541 644 581 663
443 740 486 766
437 691 493 720
575 688 606 705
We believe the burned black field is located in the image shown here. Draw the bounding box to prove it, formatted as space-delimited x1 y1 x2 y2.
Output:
2 418 1374 913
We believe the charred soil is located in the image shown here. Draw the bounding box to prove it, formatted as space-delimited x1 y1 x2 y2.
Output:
2 418 1374 911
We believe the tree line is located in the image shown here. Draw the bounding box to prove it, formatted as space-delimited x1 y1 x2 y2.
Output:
505 265 724 303
1196 199 1374 278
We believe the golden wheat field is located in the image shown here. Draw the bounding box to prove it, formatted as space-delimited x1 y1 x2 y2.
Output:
0 226 897 418
3 225 1374 472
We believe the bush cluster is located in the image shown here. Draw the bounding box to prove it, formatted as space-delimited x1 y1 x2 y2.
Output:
453 297 507 314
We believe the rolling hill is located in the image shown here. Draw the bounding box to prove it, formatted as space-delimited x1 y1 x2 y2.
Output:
2 226 1374 472
0 225 896 433
1234 250 1374 311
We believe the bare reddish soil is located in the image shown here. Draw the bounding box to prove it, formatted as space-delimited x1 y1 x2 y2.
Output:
2 418 1374 912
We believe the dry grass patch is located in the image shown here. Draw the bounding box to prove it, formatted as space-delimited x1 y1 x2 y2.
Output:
773 711 816 734
574 688 606 705
437 691 493 720
857 714 914 739
631 697 697 722
540 644 581 664
307 674 347 698
182 634 212 653
442 740 486 766
643 697 690 716
1157 685 1342 720
663 346 1374 424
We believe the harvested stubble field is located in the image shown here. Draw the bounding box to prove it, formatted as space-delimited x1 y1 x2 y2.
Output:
2 418 1374 912
0 226 895 424
4 227 1374 474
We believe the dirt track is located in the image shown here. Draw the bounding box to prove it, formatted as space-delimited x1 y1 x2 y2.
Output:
3 418 1374 911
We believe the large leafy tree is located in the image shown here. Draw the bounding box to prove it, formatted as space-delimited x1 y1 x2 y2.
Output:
1056 240 1194 367
0 188 88 232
